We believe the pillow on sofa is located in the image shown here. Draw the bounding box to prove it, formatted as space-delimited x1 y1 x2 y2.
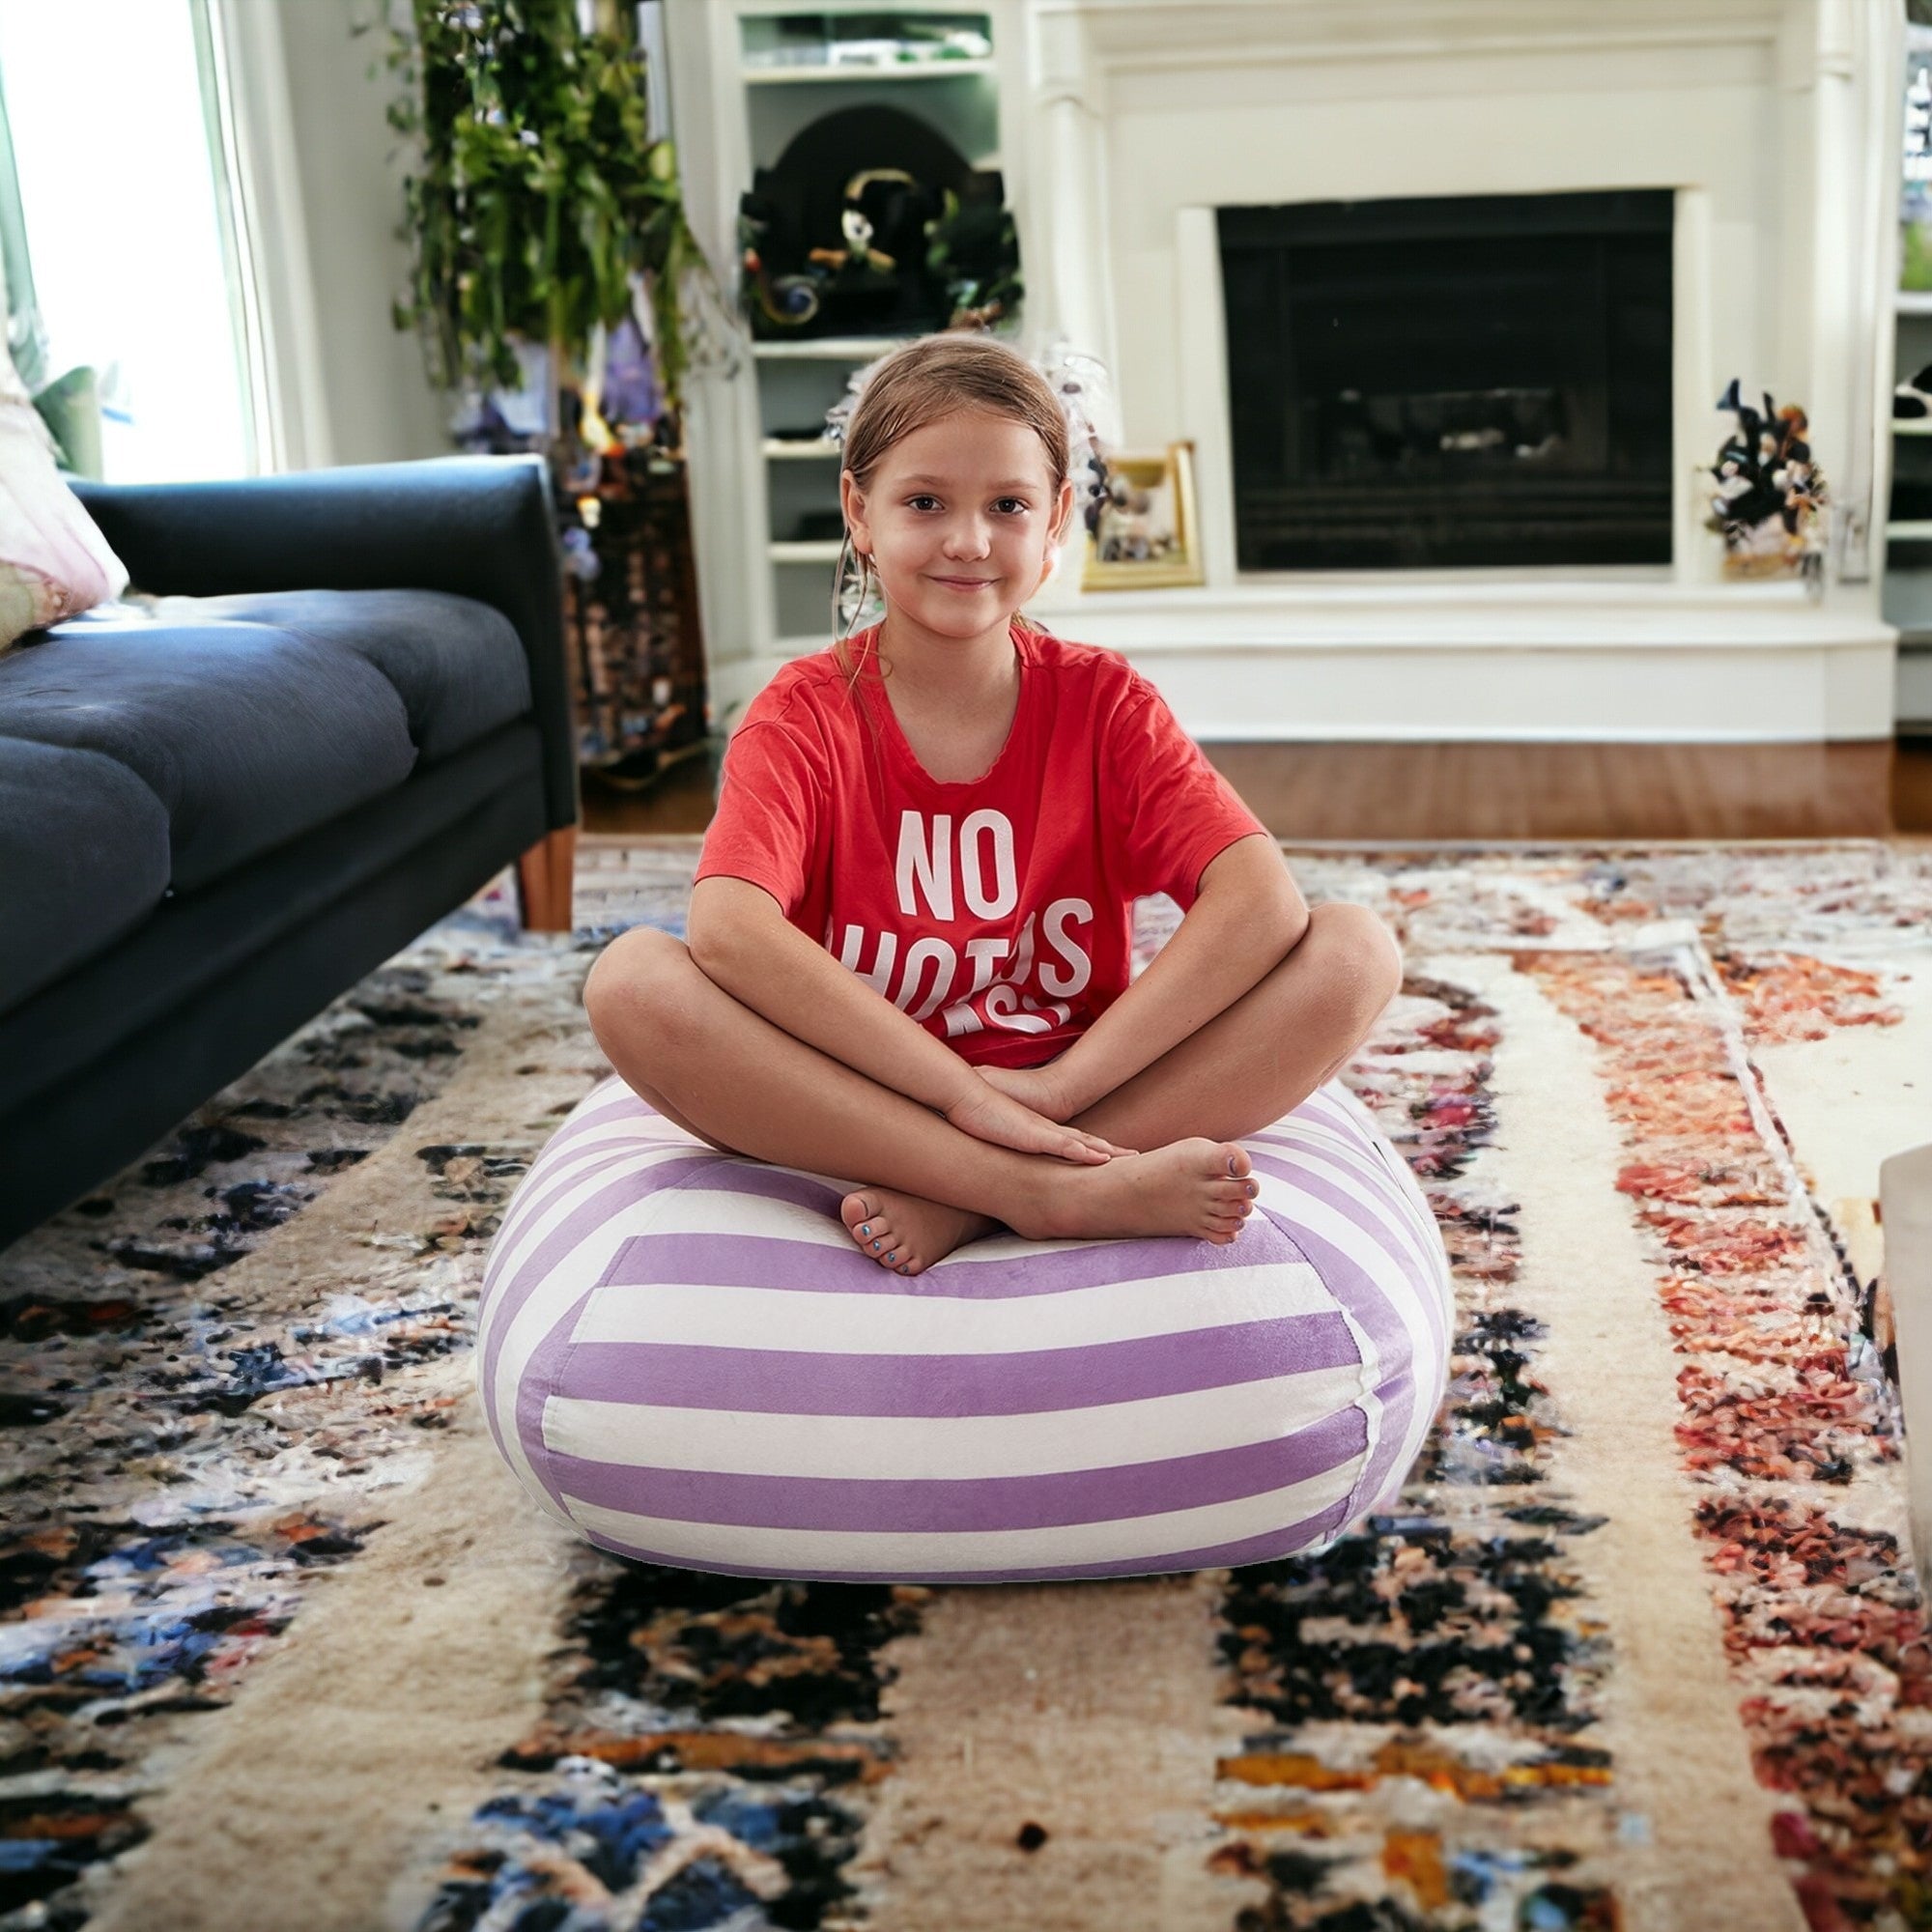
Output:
0 331 127 652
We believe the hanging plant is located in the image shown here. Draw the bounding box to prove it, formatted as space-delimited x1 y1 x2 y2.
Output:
364 0 737 430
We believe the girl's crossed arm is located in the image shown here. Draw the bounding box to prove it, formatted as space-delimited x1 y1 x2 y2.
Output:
686 876 1131 1164
1044 834 1308 1118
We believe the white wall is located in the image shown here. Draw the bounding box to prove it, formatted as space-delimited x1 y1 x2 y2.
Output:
255 0 452 468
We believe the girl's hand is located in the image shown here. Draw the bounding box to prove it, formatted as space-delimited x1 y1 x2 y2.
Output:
943 1075 1137 1164
974 1062 1074 1122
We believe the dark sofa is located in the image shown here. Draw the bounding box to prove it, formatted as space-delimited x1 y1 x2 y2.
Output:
0 453 581 1251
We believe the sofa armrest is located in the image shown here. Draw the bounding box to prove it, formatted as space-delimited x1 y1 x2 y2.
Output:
71 454 580 833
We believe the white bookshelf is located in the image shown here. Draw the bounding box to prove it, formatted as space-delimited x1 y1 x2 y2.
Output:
1891 24 1932 727
664 3 1029 731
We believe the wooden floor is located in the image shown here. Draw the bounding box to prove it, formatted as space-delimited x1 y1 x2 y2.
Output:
585 734 1932 842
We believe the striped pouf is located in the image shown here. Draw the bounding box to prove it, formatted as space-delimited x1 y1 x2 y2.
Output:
474 1073 1454 1584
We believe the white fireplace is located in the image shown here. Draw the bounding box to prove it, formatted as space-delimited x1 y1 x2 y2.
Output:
676 0 1904 742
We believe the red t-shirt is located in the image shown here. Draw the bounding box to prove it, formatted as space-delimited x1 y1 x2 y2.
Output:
690 619 1271 1069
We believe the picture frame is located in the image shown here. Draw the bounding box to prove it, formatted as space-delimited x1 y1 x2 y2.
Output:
1081 440 1206 590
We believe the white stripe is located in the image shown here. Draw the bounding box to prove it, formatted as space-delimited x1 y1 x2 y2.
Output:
482 1139 716 1503
1262 1086 1443 1265
482 1123 691 1306
563 1455 1363 1575
1253 1121 1445 1302
1328 1298 1386 1524
544 1361 1371 1482
1261 1179 1443 1421
570 1258 1337 1353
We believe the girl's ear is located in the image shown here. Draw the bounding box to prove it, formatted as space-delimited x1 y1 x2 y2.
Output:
1049 476 1076 548
839 470 869 554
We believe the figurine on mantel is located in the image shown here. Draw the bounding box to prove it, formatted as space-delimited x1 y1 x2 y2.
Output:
1705 378 1827 582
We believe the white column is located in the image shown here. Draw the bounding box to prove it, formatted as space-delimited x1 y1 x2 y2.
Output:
1806 0 1897 591
1029 6 1121 432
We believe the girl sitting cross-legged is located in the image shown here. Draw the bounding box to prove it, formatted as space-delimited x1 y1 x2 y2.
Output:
581 330 1405 1280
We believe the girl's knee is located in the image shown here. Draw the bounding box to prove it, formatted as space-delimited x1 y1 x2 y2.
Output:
1306 901 1405 1009
582 925 692 1030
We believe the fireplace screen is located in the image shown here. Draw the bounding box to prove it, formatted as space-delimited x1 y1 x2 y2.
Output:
1217 189 1674 570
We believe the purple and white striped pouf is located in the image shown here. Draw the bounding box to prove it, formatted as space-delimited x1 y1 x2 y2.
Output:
473 1073 1454 1585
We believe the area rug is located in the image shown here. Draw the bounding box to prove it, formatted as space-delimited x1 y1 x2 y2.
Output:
2 836 1929 1932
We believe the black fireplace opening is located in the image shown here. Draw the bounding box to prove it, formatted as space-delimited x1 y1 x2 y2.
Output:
1217 189 1674 571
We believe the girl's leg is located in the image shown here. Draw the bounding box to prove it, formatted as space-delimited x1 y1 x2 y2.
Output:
578 927 1255 1252
1065 900 1404 1151
826 900 1404 1274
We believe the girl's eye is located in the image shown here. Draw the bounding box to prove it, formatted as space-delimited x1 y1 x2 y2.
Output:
905 496 1031 514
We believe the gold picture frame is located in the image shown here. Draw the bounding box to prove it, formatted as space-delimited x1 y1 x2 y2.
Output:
1081 440 1206 590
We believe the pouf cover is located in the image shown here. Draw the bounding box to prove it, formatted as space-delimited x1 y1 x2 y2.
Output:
474 1074 1453 1584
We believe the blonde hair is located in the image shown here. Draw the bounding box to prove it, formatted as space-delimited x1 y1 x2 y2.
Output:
831 329 1069 701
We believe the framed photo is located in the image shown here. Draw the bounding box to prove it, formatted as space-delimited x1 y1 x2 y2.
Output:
1081 440 1206 590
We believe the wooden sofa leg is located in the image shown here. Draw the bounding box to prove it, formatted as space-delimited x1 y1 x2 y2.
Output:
516 825 578 932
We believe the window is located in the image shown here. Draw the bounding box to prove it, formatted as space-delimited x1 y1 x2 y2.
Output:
0 0 254 480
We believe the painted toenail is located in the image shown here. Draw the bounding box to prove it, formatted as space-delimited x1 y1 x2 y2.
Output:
860 1224 870 1236
872 1240 881 1250
887 1251 897 1262
1228 1157 1238 1175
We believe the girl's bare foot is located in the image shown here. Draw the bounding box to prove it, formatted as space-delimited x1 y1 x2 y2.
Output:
839 1188 1004 1278
839 1140 1260 1275
1029 1140 1259 1245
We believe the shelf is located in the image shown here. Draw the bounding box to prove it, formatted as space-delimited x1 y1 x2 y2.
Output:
763 438 842 458
1897 418 1932 434
1888 522 1932 538
770 539 844 562
1901 291 1932 315
744 56 994 83
751 335 915 360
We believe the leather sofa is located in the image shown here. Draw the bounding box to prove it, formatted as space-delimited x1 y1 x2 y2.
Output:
0 453 581 1251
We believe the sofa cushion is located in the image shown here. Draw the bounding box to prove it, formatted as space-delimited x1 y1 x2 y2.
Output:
0 738 170 1009
0 606 419 893
145 588 534 766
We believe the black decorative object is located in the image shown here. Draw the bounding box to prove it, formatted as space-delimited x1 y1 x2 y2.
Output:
738 104 1018 339
1705 378 1826 581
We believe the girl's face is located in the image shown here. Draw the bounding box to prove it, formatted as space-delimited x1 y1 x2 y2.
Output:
841 409 1075 650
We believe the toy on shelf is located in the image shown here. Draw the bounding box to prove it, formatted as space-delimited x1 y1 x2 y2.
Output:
1705 378 1827 583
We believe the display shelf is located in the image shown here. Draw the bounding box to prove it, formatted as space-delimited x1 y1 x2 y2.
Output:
751 335 917 359
744 56 994 82
1897 418 1932 434
770 538 846 562
763 437 843 457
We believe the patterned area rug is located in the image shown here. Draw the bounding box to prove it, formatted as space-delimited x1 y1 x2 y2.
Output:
2 836 1928 1932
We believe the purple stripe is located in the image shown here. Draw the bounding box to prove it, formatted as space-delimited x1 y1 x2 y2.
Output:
557 1081 652 1135
1293 1089 1445 1260
598 1222 1295 1298
1254 1153 1450 1363
668 1160 847 1217
552 1403 1367 1533
1248 1179 1434 1519
507 1287 596 1507
558 1311 1361 1417
481 1146 654 1317
480 1151 727 1418
573 1492 1357 1584
1244 1128 1445 1306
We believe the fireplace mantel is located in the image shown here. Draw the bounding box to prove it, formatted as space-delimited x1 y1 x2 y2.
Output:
680 0 1906 742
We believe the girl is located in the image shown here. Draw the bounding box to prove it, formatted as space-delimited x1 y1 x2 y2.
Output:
582 331 1404 1279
